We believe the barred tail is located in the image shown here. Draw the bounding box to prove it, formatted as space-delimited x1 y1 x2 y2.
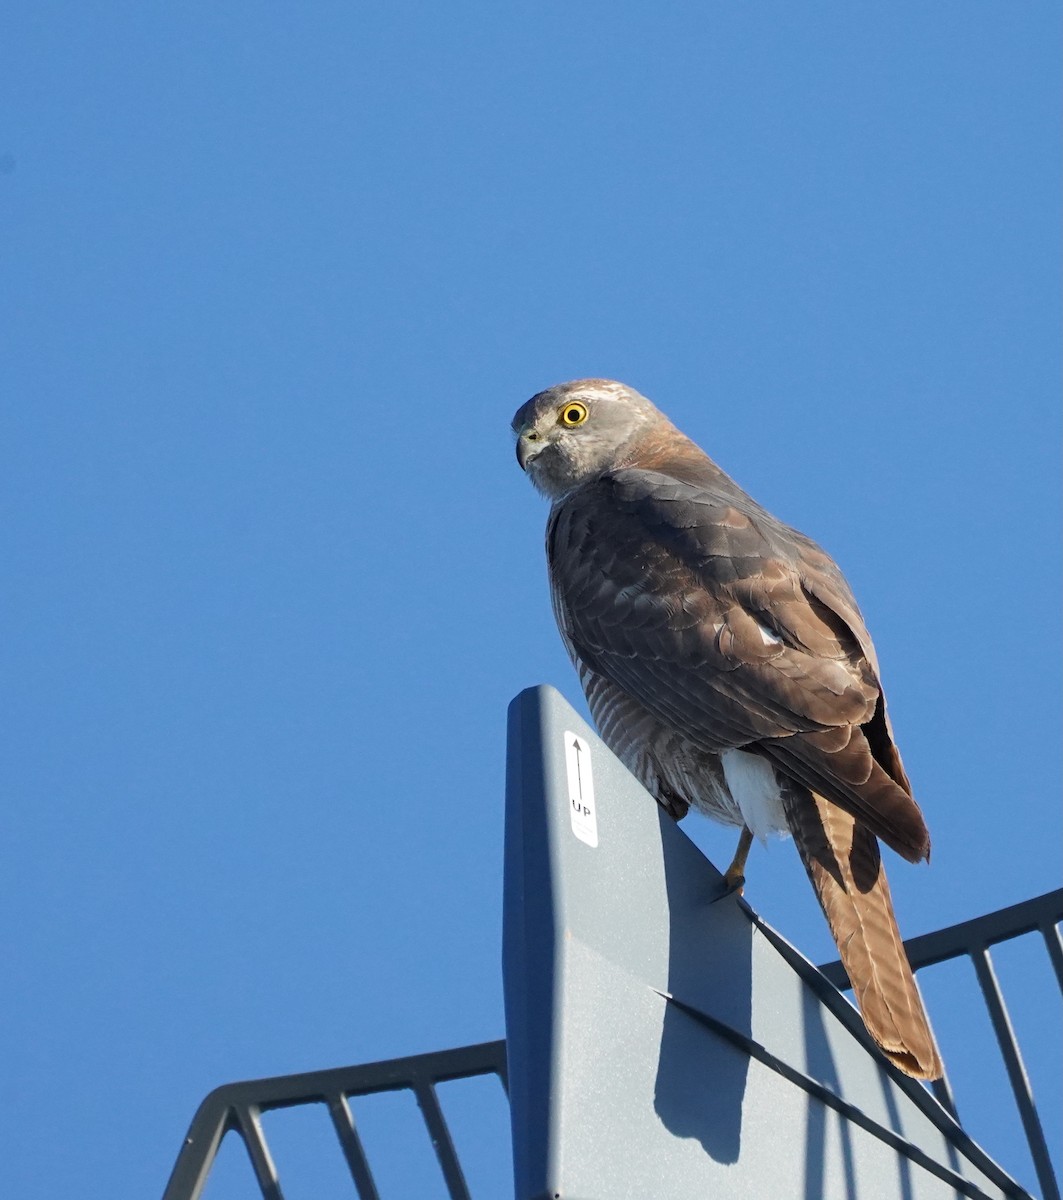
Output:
786 788 943 1080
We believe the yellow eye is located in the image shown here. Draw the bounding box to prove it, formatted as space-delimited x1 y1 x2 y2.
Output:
559 401 589 427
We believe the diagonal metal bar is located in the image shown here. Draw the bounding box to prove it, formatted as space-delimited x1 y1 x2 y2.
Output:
656 988 1032 1200
327 1094 381 1200
748 906 1038 1196
231 1104 286 1200
413 1078 472 1200
162 1095 237 1200
1041 920 1063 994
914 969 959 1121
930 1072 959 1122
971 946 1060 1200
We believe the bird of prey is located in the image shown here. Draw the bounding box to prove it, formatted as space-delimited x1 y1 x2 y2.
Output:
512 378 943 1081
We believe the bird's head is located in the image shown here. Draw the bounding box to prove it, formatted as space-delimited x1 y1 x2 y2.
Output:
511 379 662 499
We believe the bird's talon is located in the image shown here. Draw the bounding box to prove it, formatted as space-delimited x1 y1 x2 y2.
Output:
715 872 745 901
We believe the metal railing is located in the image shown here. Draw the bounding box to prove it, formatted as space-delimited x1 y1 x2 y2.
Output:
163 889 1062 1200
818 888 1063 1200
162 1039 507 1200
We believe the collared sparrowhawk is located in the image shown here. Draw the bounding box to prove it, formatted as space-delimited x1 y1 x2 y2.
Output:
512 378 943 1081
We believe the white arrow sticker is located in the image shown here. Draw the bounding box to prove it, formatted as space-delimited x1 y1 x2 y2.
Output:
564 732 598 847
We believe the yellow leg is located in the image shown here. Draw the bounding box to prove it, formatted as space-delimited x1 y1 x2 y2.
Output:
722 826 753 895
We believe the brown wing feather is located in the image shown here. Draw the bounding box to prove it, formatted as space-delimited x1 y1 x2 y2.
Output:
548 465 929 856
759 723 929 861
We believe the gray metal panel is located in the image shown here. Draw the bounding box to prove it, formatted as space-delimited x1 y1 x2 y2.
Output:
503 685 1030 1200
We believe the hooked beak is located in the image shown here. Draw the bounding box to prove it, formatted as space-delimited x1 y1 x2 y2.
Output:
515 427 545 471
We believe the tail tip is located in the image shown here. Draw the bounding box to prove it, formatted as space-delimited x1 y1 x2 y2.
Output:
882 1044 944 1081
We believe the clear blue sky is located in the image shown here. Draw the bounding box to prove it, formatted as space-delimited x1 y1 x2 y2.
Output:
3 4 1059 1197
